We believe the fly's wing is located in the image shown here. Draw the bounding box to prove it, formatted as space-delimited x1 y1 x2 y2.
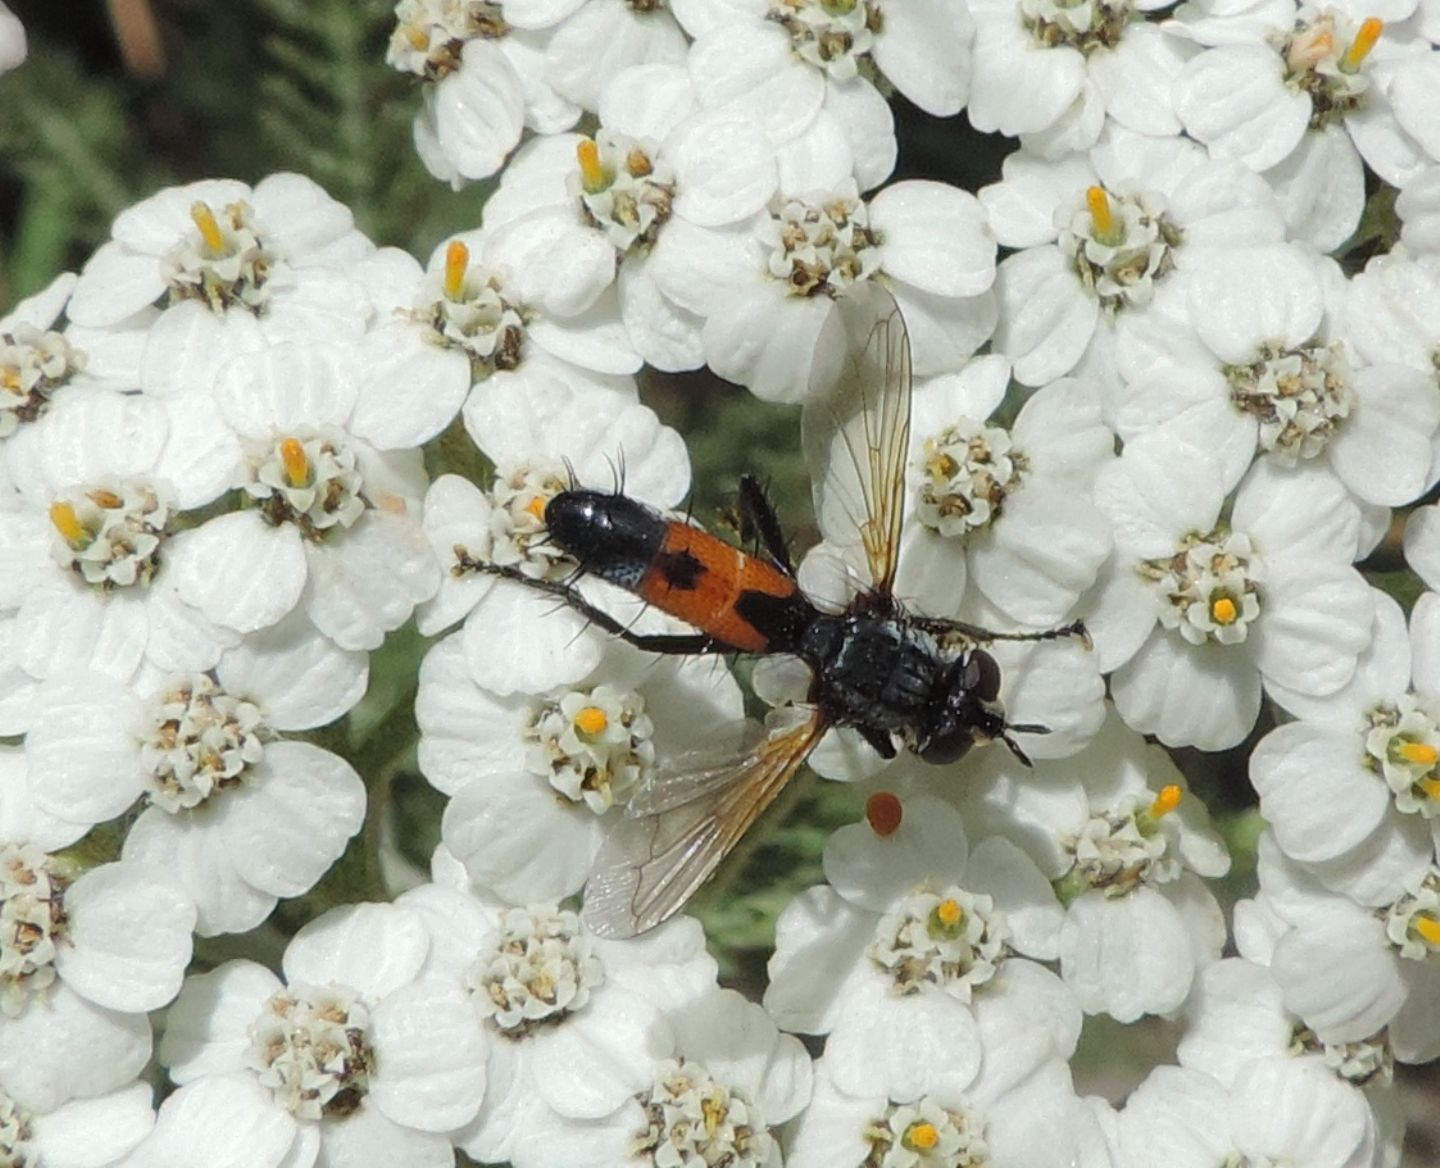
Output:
581 707 828 939
802 283 913 595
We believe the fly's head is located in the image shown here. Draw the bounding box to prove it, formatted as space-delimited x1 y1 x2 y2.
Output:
916 649 1044 767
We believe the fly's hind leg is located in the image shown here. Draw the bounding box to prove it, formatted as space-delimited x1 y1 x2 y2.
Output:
736 474 795 576
467 560 728 655
915 615 1093 652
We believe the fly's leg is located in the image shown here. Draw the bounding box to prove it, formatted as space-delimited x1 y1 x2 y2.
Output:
914 616 1092 652
736 474 795 576
465 559 728 655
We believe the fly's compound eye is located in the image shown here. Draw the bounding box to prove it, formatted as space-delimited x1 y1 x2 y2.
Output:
963 649 1001 703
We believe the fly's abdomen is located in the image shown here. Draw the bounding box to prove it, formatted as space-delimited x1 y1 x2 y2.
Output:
544 489 812 653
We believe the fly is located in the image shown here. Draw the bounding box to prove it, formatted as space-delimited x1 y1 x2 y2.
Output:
475 284 1089 937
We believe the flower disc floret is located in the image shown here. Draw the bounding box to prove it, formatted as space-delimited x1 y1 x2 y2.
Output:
417 243 525 380
526 684 656 813
863 1097 989 1168
914 420 1026 536
245 434 366 540
48 479 170 590
1060 187 1180 311
1141 529 1261 647
453 464 572 581
572 133 676 254
1022 0 1131 54
141 674 267 812
1277 9 1377 129
763 192 882 298
0 324 84 438
1061 792 1182 900
386 0 506 79
467 905 604 1035
768 0 881 80
1290 1024 1394 1087
0 1091 35 1165
1225 342 1354 465
162 199 277 315
867 887 1007 1000
247 984 375 1120
632 1058 773 1168
1384 870 1440 961
0 844 67 1017
1364 696 1440 818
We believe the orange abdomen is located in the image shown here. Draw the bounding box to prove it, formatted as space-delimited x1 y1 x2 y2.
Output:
638 522 802 653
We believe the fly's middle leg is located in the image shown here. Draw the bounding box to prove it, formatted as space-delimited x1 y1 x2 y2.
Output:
914 616 1093 652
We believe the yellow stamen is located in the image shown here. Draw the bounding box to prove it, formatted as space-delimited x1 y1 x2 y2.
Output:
1211 596 1239 626
574 706 609 735
405 25 430 50
1 367 20 393
1086 186 1120 245
904 1122 941 1152
279 438 311 488
625 147 653 178
49 501 87 545
1415 914 1440 947
1418 777 1440 802
525 494 548 522
443 240 469 301
1398 741 1438 768
576 138 611 194
1340 17 1382 72
936 898 963 927
88 488 123 509
190 201 226 254
1150 785 1183 818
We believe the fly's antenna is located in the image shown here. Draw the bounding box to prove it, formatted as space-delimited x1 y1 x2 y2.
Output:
1000 732 1035 767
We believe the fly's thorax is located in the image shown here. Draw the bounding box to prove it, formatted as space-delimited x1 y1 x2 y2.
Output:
801 612 947 735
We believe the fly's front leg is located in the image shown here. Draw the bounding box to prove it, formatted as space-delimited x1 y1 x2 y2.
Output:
914 615 1093 652
463 557 728 656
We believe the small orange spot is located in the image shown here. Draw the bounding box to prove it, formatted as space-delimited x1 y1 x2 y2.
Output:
1415 914 1440 947
1150 784 1182 818
576 138 610 194
87 489 123 509
574 706 609 735
406 25 430 50
1398 741 1438 768
443 240 469 301
1086 185 1117 243
1341 17 1382 71
936 898 963 927
904 1122 940 1152
526 495 548 522
49 500 87 545
865 791 903 837
1211 595 1239 625
190 201 226 254
279 438 310 488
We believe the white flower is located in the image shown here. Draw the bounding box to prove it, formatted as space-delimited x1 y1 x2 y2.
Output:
1117 1061 1380 1168
418 373 689 695
67 175 375 403
1174 5 1432 204
785 1058 1111 1168
388 0 580 183
765 794 1081 1100
398 871 718 1165
1090 433 1374 749
163 343 439 651
1113 245 1440 507
1256 831 1440 1064
24 617 366 934
481 65 788 372
1250 591 1440 891
967 0 1192 154
500 986 812 1168
897 361 1114 628
647 177 997 401
428 632 743 901
952 711 1230 1021
0 390 238 729
0 751 194 1113
0 1079 155 1168
981 128 1287 387
157 902 489 1166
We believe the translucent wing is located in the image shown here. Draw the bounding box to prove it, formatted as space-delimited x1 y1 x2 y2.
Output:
802 283 913 595
581 707 828 939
